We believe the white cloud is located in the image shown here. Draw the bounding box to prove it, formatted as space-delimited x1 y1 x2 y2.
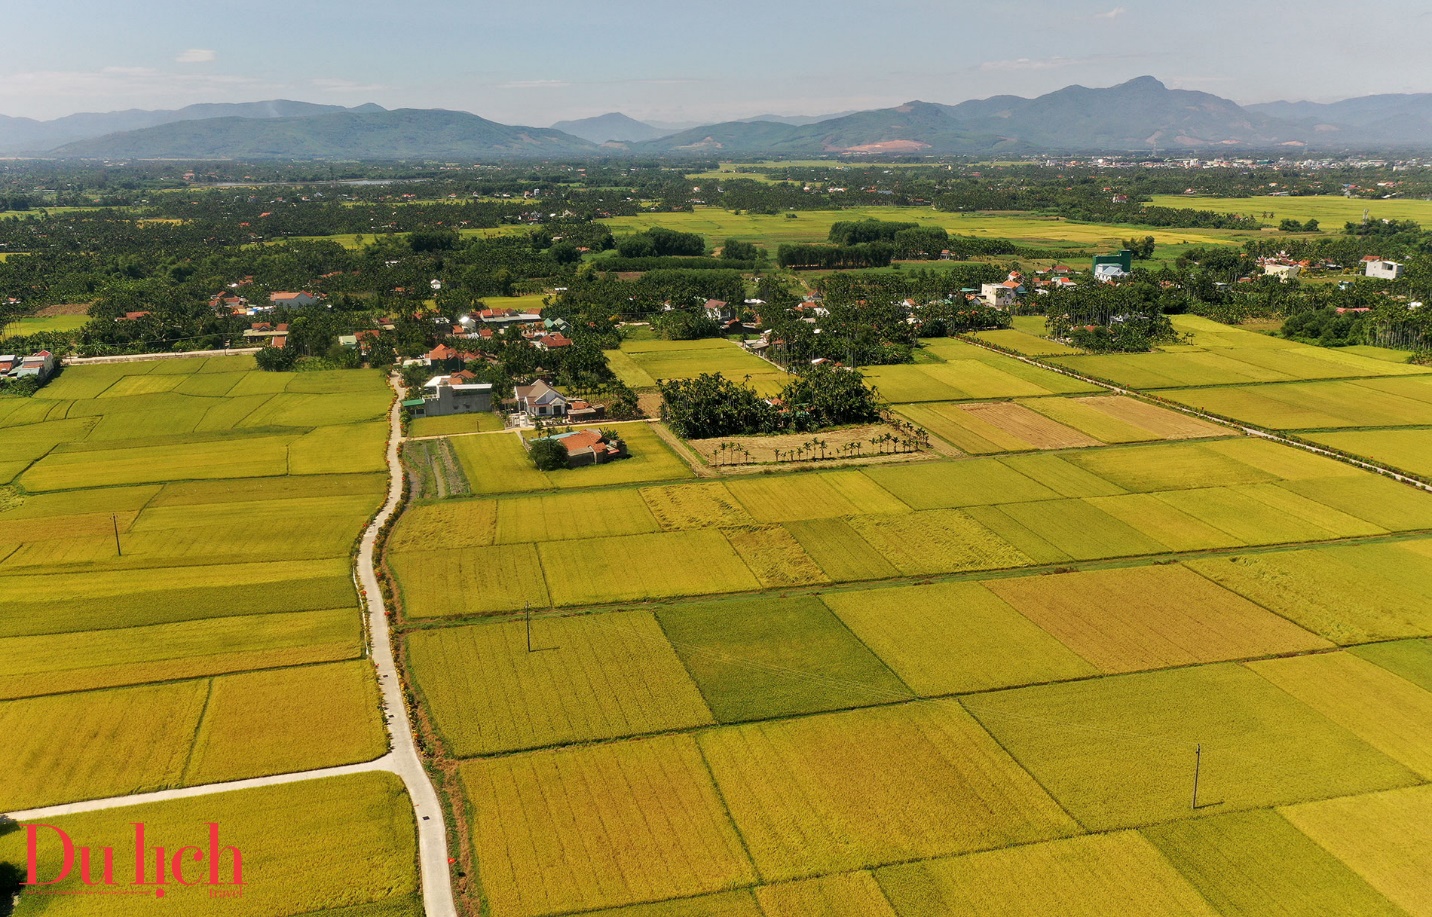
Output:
497 80 571 90
1095 7 1126 19
312 77 386 93
175 49 217 64
979 57 1083 73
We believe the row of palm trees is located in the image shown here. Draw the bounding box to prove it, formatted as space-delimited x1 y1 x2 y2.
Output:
711 429 930 466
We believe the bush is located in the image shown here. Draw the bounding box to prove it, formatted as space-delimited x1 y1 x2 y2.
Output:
255 345 298 371
528 437 569 471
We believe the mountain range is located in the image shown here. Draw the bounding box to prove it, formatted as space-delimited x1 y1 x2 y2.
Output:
7 78 1432 160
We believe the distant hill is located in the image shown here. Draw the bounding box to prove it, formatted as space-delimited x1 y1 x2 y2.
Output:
637 77 1305 155
49 109 598 159
0 100 384 154
1246 94 1432 146
16 78 1432 161
550 112 669 144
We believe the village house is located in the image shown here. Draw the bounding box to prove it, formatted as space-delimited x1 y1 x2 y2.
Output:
269 291 321 308
243 322 289 347
536 429 628 468
406 371 494 418
478 307 543 326
514 379 569 418
1364 257 1404 280
981 282 1017 309
2 350 57 382
1263 262 1302 281
704 299 736 323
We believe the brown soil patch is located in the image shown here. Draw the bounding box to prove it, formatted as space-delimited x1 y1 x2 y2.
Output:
637 391 664 418
962 402 1101 449
35 303 90 317
1079 396 1225 439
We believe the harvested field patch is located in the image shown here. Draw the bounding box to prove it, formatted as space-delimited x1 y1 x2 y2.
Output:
824 581 1096 695
0 772 419 917
185 661 387 785
688 422 907 466
495 489 659 543
1249 652 1432 779
0 608 360 699
785 518 900 582
1143 810 1407 917
0 680 208 809
407 613 712 756
965 663 1420 832
877 832 1218 917
461 735 756 917
864 459 1058 509
656 595 911 722
986 565 1329 672
392 544 548 617
848 509 1030 575
1190 543 1432 643
699 700 1078 880
641 481 753 530
723 525 829 587
1280 785 1432 917
962 401 1102 448
756 873 898 917
541 530 759 606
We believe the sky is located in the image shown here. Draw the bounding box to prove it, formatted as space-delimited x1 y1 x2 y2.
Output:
3 0 1432 125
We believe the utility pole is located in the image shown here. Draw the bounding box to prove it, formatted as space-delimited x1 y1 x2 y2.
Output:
112 514 123 557
1191 743 1202 811
525 600 532 653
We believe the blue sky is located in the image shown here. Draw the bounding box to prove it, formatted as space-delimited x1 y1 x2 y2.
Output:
4 0 1432 123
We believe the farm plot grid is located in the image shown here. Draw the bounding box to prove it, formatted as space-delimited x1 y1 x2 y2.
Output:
386 323 1432 917
0 359 397 820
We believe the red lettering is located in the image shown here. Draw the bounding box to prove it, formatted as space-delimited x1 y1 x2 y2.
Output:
208 824 243 886
79 845 115 886
24 824 73 886
153 847 168 886
133 823 146 885
171 846 203 886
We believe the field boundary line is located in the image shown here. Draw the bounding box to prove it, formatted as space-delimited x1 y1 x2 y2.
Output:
5 755 397 821
956 334 1432 495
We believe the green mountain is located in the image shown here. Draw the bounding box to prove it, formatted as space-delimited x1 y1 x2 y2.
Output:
49 108 598 159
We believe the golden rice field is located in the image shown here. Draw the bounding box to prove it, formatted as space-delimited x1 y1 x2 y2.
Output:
0 358 393 823
0 773 420 917
389 311 1432 917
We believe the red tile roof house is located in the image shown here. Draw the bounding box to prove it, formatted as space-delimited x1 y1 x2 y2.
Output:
536 429 628 467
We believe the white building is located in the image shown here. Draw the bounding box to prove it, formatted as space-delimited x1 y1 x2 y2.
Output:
981 283 1017 309
1366 259 1404 280
1264 263 1302 282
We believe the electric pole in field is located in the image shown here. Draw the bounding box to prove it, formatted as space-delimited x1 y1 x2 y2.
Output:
112 514 123 557
1191 743 1202 811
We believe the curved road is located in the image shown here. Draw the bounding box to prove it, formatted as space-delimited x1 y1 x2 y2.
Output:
6 377 458 917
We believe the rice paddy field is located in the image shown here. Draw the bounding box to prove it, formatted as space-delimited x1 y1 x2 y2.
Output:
380 318 1432 916
0 773 422 916
0 359 399 824
601 206 1257 261
606 336 788 394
